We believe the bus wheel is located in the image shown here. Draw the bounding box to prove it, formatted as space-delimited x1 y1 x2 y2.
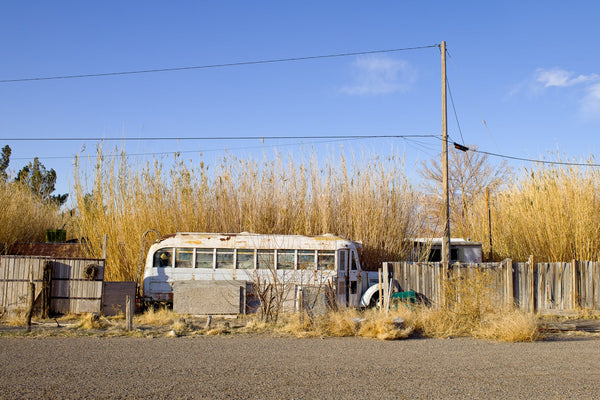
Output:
369 292 380 309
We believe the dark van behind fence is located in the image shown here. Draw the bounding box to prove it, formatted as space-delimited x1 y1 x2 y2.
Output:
388 259 600 313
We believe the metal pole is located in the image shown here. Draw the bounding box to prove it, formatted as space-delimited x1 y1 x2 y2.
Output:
441 41 451 267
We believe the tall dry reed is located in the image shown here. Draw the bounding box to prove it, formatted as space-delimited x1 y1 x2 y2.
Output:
73 147 423 281
0 181 63 252
459 162 600 261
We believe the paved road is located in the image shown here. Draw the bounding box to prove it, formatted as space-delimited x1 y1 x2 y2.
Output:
0 335 599 399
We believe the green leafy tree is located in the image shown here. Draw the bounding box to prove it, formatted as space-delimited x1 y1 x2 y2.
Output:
15 157 68 206
0 145 11 182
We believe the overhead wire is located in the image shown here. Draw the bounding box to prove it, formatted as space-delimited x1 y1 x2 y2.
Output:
0 134 438 142
471 149 600 168
446 79 465 146
9 134 442 161
446 50 500 151
0 45 439 83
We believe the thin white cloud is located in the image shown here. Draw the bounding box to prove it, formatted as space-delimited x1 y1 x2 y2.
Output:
340 55 417 95
582 82 600 116
509 68 600 118
535 68 598 88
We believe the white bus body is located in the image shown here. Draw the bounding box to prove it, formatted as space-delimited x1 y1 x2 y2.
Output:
142 232 364 308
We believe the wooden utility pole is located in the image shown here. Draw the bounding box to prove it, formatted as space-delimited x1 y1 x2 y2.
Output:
486 187 493 260
441 41 451 267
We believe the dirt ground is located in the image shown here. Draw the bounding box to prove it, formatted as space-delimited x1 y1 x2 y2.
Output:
0 332 599 399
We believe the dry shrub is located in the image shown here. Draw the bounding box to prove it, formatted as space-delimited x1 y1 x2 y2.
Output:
243 317 276 333
0 182 63 252
275 309 413 340
476 310 540 342
357 310 413 340
170 318 192 336
1 310 27 326
77 313 110 330
73 147 421 281
410 269 542 341
205 327 231 336
277 312 318 338
320 308 363 337
134 306 176 326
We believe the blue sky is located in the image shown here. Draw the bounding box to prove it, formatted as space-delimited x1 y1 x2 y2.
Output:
1 1 599 199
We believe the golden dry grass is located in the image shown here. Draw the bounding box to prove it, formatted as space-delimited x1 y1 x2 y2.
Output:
0 181 63 251
475 310 540 342
134 306 177 326
76 313 111 330
453 162 600 262
73 148 421 280
267 269 541 342
1 310 27 326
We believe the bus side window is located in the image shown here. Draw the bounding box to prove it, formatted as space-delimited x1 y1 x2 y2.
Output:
196 249 214 268
277 250 294 270
298 250 316 269
175 248 193 268
257 250 274 269
153 249 172 268
236 249 255 269
216 248 234 269
317 251 335 270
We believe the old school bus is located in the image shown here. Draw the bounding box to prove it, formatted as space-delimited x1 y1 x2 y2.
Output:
142 232 365 308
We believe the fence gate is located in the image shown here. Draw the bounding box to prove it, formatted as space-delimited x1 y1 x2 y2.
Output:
0 256 105 315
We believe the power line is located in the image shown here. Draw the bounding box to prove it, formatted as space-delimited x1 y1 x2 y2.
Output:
431 134 600 168
472 148 600 168
9 135 440 161
446 50 500 150
0 45 439 83
0 134 438 142
446 79 465 145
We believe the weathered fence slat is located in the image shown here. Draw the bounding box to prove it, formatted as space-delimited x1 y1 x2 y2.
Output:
388 259 600 313
1 256 105 315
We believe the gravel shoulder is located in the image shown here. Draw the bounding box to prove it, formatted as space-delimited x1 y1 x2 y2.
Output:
0 335 599 399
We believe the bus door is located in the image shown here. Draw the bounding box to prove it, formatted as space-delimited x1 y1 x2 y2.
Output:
337 250 349 307
348 250 361 307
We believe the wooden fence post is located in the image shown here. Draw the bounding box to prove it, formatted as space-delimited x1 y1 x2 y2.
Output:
25 282 35 332
41 261 52 319
571 260 578 310
377 268 382 310
126 295 133 331
505 258 513 309
382 263 389 313
528 255 535 313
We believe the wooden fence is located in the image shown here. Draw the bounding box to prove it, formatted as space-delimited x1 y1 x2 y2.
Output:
387 260 600 313
0 256 105 315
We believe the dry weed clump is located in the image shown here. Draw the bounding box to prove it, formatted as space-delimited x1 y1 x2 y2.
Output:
273 309 413 340
475 310 540 342
73 147 421 281
408 269 542 341
76 313 111 330
134 306 177 326
169 317 193 336
356 310 414 340
1 310 27 326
